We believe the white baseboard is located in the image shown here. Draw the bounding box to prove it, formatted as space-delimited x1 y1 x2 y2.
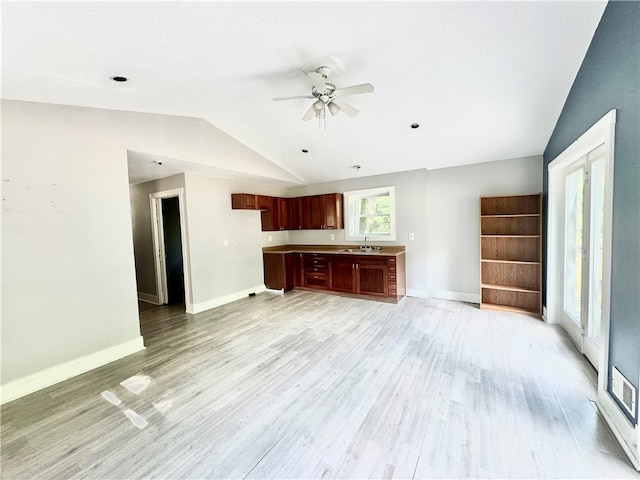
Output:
597 389 640 470
188 285 267 314
0 337 146 405
138 292 160 305
406 288 429 298
429 290 481 304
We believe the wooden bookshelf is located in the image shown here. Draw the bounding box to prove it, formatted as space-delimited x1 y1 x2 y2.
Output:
480 194 542 316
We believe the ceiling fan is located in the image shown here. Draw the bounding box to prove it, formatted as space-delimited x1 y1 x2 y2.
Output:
273 66 374 122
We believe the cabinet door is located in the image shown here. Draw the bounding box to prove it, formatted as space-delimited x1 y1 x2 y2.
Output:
263 253 285 290
260 196 280 231
308 195 325 229
356 261 388 297
231 193 257 209
323 193 343 229
256 195 271 210
298 197 312 229
329 256 356 293
263 252 295 290
281 197 302 230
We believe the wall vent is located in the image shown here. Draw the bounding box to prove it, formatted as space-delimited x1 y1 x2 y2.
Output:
611 366 637 418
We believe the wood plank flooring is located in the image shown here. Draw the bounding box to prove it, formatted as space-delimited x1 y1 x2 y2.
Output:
2 292 638 479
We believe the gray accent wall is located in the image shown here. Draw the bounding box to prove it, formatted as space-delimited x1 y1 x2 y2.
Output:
542 1 640 422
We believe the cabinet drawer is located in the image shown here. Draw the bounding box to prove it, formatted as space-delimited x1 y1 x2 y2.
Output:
304 256 328 267
306 266 326 274
305 273 327 288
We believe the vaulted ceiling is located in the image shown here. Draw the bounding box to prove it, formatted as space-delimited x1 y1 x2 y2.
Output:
2 1 607 185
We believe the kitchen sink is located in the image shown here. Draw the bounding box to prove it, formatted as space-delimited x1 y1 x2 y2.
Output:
341 246 382 253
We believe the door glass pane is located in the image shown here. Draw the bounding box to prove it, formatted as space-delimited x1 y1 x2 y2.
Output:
564 168 584 324
588 157 605 344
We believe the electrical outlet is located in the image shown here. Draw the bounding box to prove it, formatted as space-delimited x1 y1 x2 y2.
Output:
409 233 415 240
223 239 228 246
268 235 272 242
330 234 335 240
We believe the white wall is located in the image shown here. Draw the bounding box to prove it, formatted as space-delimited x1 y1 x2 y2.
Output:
1 99 299 401
426 156 543 302
1 100 144 395
286 169 429 297
129 174 187 301
183 173 289 313
130 172 290 313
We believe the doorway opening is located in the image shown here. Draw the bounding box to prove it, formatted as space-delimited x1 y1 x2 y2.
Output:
149 188 191 310
547 110 615 386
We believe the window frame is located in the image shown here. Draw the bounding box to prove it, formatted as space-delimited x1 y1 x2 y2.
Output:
343 186 396 241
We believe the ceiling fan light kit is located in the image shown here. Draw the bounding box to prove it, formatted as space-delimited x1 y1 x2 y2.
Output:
274 65 374 126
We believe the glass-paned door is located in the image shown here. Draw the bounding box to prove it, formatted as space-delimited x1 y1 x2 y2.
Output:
562 144 606 370
563 167 584 326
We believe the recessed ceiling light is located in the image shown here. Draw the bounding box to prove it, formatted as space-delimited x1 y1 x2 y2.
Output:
410 123 420 129
110 76 128 82
301 149 309 153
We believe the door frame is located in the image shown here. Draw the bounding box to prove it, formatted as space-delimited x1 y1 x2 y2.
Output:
149 188 192 310
547 109 615 388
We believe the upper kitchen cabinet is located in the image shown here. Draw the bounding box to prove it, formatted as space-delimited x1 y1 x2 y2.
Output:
231 193 343 231
231 193 257 209
299 193 343 230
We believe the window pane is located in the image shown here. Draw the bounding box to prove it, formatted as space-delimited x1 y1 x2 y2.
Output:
588 157 605 344
563 168 584 325
359 195 390 216
344 186 396 241
358 215 390 235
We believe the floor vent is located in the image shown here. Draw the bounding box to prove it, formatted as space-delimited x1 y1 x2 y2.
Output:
612 366 637 418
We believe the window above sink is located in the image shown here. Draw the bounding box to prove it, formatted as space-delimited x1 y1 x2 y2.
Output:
343 186 396 242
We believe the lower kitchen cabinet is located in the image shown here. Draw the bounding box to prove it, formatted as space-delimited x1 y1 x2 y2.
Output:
328 256 388 297
263 252 296 291
357 259 389 297
302 253 328 289
263 247 405 303
328 256 357 293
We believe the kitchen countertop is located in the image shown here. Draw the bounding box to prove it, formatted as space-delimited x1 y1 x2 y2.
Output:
262 244 405 257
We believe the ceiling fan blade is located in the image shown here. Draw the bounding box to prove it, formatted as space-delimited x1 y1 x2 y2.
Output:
307 71 326 92
333 83 374 97
273 95 315 101
330 99 359 117
302 104 316 121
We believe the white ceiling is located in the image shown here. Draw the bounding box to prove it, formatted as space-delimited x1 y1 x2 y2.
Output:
2 1 607 185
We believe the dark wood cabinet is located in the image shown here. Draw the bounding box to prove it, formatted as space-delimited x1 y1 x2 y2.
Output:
231 193 257 209
263 252 296 291
302 253 328 289
328 256 357 293
328 256 388 297
307 195 325 229
323 193 342 229
232 193 343 231
263 247 405 303
277 198 296 231
300 194 343 230
256 195 271 210
260 197 280 231
356 259 388 297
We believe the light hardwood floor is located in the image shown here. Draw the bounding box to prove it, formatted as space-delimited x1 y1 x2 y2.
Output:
2 292 638 479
